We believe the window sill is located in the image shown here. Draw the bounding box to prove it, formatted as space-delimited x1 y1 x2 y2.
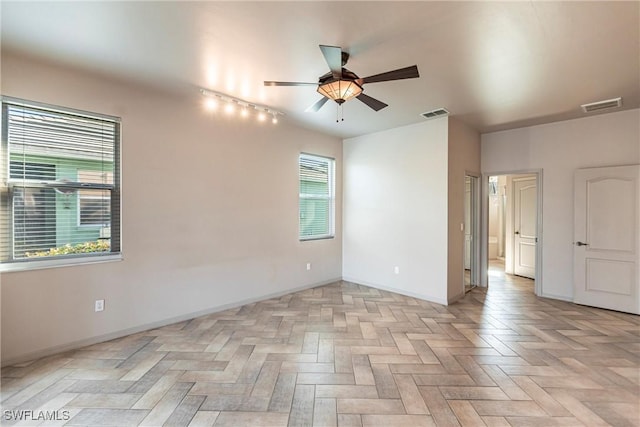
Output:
0 253 123 273
300 235 335 242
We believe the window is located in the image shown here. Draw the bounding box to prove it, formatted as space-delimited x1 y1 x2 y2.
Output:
77 170 112 227
1 97 121 270
299 153 335 240
9 161 57 258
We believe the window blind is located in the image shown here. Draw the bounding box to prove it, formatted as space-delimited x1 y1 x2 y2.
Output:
1 98 120 265
299 153 335 240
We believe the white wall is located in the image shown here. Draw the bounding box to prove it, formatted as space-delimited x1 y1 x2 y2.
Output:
447 118 481 302
482 109 640 300
1 52 343 364
342 119 449 304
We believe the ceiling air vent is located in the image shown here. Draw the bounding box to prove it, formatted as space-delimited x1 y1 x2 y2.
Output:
581 97 622 113
421 108 450 120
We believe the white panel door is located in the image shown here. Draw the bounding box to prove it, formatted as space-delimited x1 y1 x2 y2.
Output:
514 177 537 278
574 165 640 314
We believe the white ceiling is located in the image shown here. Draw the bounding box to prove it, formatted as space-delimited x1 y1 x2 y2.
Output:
2 1 639 138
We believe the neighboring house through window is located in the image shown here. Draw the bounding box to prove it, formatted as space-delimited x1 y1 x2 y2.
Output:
0 97 121 270
299 153 335 240
77 170 112 228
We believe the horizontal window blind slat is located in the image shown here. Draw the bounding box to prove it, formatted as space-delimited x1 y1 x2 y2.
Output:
299 154 335 240
2 98 120 265
7 105 115 161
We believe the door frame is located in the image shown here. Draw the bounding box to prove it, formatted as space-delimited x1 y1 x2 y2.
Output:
464 172 481 293
480 169 543 296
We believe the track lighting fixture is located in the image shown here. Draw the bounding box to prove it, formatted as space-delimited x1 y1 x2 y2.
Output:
204 97 218 111
200 89 283 124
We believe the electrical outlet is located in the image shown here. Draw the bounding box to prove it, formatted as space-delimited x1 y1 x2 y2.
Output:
306 263 312 271
394 266 400 275
95 299 105 312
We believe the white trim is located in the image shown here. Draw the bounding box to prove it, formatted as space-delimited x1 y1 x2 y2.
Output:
481 169 543 297
342 276 449 306
300 235 335 242
464 171 481 295
0 253 122 273
1 277 340 367
540 292 572 302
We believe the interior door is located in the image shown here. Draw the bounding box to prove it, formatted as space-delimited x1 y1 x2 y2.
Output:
513 177 536 278
574 165 639 314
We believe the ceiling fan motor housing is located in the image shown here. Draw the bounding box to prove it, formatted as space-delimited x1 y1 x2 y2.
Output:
341 51 350 66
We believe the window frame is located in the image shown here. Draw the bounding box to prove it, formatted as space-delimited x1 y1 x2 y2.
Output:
0 96 122 272
298 153 335 241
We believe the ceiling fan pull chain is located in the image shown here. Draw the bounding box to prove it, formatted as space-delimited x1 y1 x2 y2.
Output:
336 104 339 123
341 105 344 122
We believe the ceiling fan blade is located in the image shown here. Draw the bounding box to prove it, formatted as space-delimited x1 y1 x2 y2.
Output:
362 65 420 84
356 93 388 111
319 45 343 79
264 81 317 87
305 97 330 112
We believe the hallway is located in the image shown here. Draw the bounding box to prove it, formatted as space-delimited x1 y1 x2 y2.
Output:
488 259 534 295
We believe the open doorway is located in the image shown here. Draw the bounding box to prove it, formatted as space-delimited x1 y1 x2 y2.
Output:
464 174 480 293
486 173 539 295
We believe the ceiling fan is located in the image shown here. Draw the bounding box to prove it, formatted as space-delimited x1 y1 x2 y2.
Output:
264 45 420 113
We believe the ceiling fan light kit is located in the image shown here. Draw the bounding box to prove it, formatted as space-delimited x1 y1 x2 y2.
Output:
317 78 363 105
264 44 420 118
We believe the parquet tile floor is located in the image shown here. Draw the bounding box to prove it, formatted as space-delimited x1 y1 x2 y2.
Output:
2 263 639 426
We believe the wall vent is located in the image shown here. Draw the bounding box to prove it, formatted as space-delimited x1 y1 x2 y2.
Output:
581 97 622 113
421 108 450 119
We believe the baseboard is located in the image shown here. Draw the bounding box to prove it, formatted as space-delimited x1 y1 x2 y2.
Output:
447 291 465 305
539 292 573 302
1 277 340 367
341 276 448 306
